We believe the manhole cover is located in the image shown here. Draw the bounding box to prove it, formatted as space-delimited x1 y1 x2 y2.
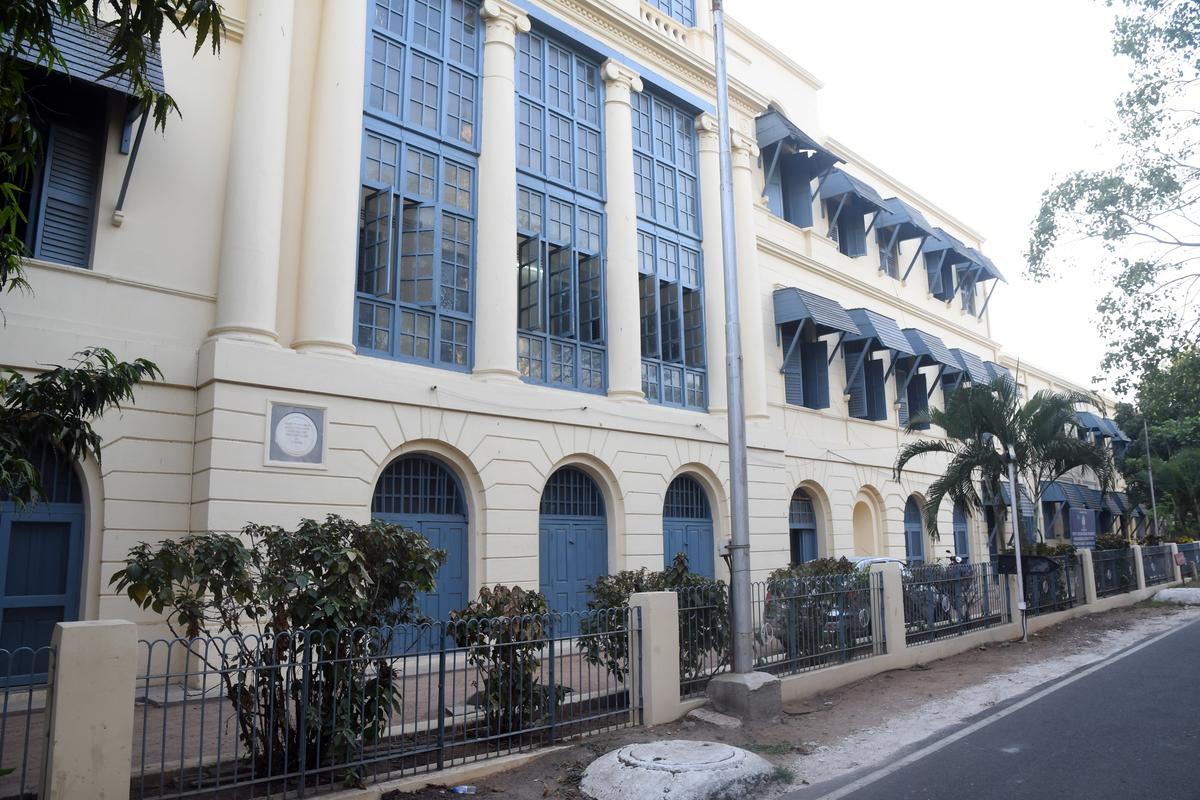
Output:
581 740 773 800
618 741 744 773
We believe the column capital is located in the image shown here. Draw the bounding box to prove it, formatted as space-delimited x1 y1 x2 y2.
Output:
481 0 530 37
601 59 644 95
731 130 760 160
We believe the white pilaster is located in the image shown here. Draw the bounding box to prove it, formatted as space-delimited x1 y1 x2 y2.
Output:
602 60 645 402
731 132 768 420
293 0 367 355
695 113 728 413
210 0 294 344
472 0 530 380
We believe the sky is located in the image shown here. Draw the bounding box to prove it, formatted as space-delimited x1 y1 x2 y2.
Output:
728 0 1131 393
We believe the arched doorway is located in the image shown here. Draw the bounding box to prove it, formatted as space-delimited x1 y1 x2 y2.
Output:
539 467 607 615
662 475 714 578
904 497 925 563
789 489 818 564
953 501 970 560
852 500 876 555
0 445 85 679
372 454 468 622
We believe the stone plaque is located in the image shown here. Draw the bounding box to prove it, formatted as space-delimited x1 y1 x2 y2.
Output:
267 403 325 466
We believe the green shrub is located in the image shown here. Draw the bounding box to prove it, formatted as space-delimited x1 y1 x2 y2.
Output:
111 515 445 785
1031 541 1077 556
1095 533 1132 550
450 585 563 733
581 553 729 689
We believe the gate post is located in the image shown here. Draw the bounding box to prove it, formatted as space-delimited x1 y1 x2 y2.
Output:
628 591 681 725
870 562 906 655
1168 543 1182 583
42 620 137 800
1078 549 1098 605
1132 545 1146 590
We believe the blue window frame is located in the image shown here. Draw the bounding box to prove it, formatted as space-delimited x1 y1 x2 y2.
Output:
358 0 480 369
646 0 696 26
515 30 607 393
789 489 818 564
634 91 706 410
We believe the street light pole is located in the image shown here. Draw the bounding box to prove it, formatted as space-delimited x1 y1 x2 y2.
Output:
1004 445 1028 643
1143 418 1160 539
711 0 753 674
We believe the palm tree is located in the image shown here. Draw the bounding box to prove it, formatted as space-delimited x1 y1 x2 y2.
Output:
894 378 1116 548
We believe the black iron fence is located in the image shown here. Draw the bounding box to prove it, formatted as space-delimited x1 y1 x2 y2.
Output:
903 562 1008 645
1178 542 1200 574
132 609 638 799
1093 548 1137 597
1141 545 1173 587
751 571 885 677
0 646 52 800
1023 555 1081 616
674 585 731 700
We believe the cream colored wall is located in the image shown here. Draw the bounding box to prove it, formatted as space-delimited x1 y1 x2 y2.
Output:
1 0 1059 628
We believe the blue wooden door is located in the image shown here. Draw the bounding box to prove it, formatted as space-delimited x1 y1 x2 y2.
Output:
539 517 607 615
0 506 84 682
373 514 468 624
663 520 715 578
904 497 925 563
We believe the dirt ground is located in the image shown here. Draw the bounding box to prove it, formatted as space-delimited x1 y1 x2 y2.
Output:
386 602 1200 799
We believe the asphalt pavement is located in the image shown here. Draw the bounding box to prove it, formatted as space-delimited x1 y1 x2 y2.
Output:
783 615 1200 800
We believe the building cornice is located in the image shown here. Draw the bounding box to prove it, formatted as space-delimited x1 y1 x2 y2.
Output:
756 231 1001 353
219 13 244 44
723 15 823 91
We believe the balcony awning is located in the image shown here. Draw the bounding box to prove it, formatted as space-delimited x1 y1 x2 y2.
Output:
965 247 1006 283
1099 417 1131 442
817 168 888 214
1075 411 1105 433
949 348 991 386
921 228 976 267
772 287 861 337
846 309 916 357
755 110 841 177
902 328 961 371
874 197 937 243
7 13 166 97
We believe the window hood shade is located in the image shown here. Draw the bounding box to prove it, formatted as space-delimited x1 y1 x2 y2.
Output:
902 328 961 371
846 308 916 356
875 197 938 243
772 287 861 337
949 348 991 386
817 168 888 213
755 110 841 176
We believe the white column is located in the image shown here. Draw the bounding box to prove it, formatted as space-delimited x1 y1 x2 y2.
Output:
602 60 645 401
293 0 367 355
695 113 727 413
210 0 294 344
731 132 768 420
472 0 530 380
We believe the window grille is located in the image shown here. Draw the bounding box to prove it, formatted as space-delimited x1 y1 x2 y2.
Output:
663 475 710 519
540 467 604 517
0 445 82 504
372 455 466 516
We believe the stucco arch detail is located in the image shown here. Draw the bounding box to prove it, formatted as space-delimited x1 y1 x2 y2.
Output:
540 453 627 573
852 484 885 556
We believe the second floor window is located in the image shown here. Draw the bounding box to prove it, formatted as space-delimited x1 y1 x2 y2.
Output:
634 91 706 410
357 0 481 369
515 30 607 393
645 0 696 26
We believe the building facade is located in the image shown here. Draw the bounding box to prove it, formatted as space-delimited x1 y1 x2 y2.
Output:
2 0 1131 644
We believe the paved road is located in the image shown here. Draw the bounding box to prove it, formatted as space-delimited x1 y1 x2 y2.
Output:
784 617 1200 800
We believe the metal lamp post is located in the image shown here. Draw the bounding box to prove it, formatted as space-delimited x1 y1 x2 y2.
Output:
1143 418 1160 539
1002 442 1028 642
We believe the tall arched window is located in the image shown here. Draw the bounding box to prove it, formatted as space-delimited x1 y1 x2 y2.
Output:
904 496 925 563
789 489 818 564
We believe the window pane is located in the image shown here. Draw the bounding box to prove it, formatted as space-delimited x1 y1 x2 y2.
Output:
358 188 394 298
399 204 435 305
578 255 603 343
406 52 440 129
660 280 681 363
683 288 704 368
548 246 573 338
440 213 471 312
518 236 543 331
639 274 658 357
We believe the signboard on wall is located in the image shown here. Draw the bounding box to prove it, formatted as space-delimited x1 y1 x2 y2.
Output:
1069 508 1096 549
265 403 327 467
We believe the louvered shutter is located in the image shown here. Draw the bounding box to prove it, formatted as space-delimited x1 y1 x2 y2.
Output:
34 124 102 268
896 363 910 427
801 340 829 409
907 372 929 429
926 254 943 296
781 153 814 228
845 341 867 418
845 208 867 257
782 327 804 406
865 356 887 420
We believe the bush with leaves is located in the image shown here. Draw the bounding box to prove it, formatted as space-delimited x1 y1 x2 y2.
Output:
580 553 729 691
111 515 445 786
450 585 562 734
1095 533 1132 551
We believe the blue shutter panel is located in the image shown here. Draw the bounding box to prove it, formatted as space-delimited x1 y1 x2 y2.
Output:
896 363 909 427
907 372 929 429
925 254 943 296
34 124 102 268
782 332 804 406
780 154 813 228
845 342 867 418
865 356 887 420
845 209 867 257
801 340 829 409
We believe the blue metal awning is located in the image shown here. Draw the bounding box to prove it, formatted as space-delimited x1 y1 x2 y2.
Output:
1075 411 1104 432
772 288 861 336
1057 482 1097 510
965 247 1006 283
949 348 991 386
921 228 976 266
755 110 841 176
1099 417 1131 442
902 328 961 371
7 13 166 96
985 481 1034 514
875 197 937 243
984 361 1014 386
846 309 916 356
1041 481 1067 503
817 168 888 213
